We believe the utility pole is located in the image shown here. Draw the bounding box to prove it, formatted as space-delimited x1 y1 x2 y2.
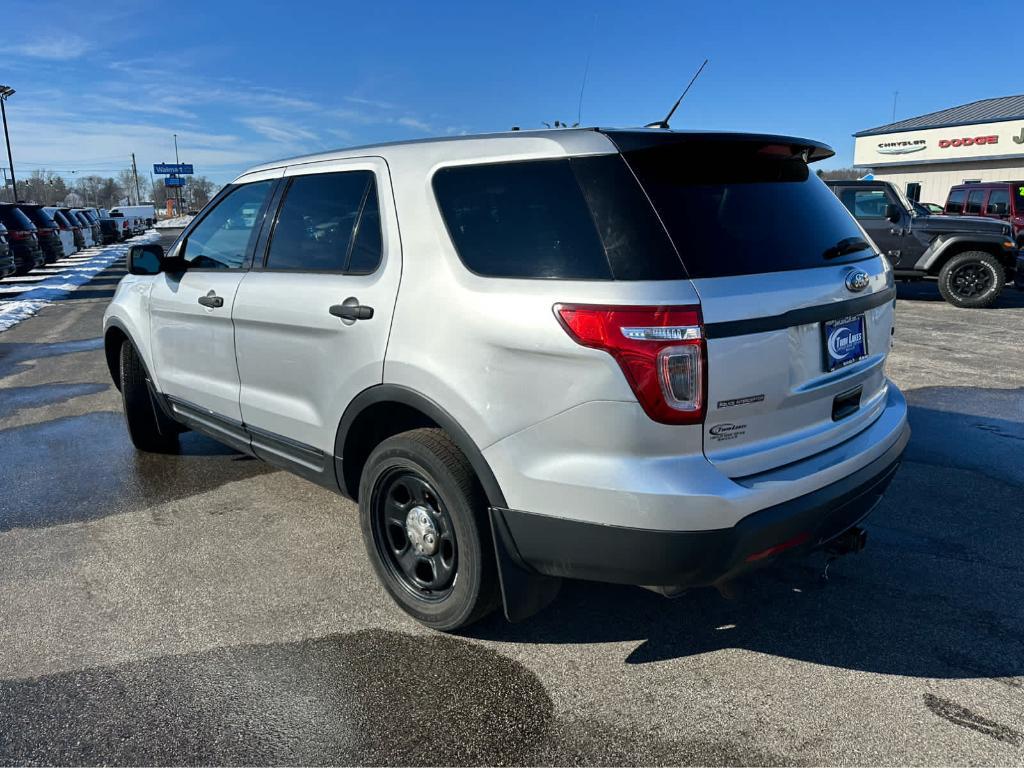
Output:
0 86 17 203
131 153 141 205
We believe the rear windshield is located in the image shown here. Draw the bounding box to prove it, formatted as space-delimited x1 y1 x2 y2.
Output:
620 142 872 279
0 206 36 231
79 211 98 223
51 211 71 228
21 207 58 229
433 156 683 280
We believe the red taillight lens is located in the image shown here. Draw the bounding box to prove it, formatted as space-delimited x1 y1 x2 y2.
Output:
10 230 31 241
555 304 706 425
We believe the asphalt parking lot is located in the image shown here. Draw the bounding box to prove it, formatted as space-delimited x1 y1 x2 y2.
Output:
0 240 1022 766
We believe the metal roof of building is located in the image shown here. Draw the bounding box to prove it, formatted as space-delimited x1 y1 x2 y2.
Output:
854 94 1024 137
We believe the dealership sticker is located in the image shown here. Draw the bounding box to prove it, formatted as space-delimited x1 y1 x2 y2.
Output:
716 394 765 409
708 423 747 442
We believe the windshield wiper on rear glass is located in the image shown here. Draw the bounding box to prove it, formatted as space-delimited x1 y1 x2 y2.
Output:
823 237 871 260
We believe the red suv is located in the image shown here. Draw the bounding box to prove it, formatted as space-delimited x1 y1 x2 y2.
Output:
944 182 1024 247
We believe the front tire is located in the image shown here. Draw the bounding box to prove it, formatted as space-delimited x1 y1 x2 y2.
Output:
119 340 179 453
937 251 1005 308
359 428 499 631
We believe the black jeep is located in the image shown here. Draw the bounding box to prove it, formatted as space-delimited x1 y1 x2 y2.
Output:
826 180 1018 308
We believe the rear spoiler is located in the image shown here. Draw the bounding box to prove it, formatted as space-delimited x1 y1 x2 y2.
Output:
597 128 835 164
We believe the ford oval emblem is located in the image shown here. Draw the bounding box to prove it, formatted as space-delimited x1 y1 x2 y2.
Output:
845 269 870 293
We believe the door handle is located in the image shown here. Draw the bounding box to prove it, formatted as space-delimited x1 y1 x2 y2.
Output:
197 291 224 309
329 303 374 321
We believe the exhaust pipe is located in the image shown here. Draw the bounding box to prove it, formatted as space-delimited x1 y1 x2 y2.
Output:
826 526 867 557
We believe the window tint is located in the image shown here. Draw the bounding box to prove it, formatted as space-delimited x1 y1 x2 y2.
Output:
0 206 36 231
945 189 966 214
21 207 58 229
837 188 890 219
986 188 1010 213
965 190 986 215
183 180 274 269
265 170 380 273
435 159 609 279
51 211 71 228
433 156 682 280
347 181 383 274
622 142 871 278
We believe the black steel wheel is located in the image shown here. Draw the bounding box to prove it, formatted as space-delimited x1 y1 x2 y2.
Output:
372 468 459 600
359 428 499 630
937 251 1004 309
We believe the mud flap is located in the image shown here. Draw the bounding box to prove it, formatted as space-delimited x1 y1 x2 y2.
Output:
489 507 562 622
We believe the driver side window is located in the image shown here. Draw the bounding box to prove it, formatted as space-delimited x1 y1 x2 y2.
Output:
182 180 274 269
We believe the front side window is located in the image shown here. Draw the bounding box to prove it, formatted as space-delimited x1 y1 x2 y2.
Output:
265 170 381 273
182 180 274 269
945 189 966 214
965 190 986 215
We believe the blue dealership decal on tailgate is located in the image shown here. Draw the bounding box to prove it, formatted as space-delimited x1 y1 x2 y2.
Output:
823 315 867 371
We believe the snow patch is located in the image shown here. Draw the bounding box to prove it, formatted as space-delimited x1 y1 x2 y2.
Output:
0 233 159 333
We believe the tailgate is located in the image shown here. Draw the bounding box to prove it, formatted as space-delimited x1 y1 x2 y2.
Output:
695 261 895 477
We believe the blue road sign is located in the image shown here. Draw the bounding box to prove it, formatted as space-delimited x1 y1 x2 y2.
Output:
154 163 194 175
164 176 186 187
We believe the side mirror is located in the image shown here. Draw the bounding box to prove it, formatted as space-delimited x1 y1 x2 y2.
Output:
128 243 164 275
885 203 902 224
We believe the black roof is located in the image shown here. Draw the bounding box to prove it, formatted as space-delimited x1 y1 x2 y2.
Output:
855 94 1024 137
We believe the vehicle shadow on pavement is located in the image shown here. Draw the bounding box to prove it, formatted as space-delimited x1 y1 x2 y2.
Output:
0 628 787 766
472 392 1024 681
896 281 1024 307
0 411 271 531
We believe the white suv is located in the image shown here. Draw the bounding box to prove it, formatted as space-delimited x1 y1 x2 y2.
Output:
104 128 910 630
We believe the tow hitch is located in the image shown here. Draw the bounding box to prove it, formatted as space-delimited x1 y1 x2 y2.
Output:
822 526 867 580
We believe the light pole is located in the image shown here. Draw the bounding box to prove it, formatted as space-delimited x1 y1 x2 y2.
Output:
0 86 16 203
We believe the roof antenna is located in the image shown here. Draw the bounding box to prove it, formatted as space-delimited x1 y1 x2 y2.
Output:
645 58 709 129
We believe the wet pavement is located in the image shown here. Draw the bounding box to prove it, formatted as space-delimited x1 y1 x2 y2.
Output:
0 254 1022 765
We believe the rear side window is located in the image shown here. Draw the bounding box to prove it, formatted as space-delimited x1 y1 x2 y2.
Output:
432 156 682 280
987 188 1010 214
265 170 381 273
965 190 986 215
836 188 889 219
621 142 871 278
945 189 966 214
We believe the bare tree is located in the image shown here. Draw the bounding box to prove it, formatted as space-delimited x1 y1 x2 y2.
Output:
818 167 870 181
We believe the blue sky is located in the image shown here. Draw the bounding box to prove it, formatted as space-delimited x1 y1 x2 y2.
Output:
0 0 1017 185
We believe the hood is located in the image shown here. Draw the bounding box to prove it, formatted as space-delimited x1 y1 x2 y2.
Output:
914 213 1011 237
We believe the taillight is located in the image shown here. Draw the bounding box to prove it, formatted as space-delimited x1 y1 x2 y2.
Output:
554 304 706 425
9 230 31 241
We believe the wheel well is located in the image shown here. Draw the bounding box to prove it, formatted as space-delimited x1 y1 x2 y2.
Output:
930 244 1010 275
104 327 128 391
341 401 439 501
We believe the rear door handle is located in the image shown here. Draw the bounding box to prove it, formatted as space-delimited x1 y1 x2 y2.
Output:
197 291 224 309
329 304 374 321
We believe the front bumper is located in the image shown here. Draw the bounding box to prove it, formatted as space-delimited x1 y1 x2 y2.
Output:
494 422 909 589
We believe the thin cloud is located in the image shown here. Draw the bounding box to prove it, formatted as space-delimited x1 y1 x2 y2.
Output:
238 116 319 146
13 33 92 61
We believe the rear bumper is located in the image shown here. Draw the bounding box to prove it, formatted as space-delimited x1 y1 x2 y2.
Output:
494 421 909 589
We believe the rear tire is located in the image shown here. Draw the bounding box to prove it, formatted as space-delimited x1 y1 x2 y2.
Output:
359 428 499 631
119 340 179 453
937 251 1004 308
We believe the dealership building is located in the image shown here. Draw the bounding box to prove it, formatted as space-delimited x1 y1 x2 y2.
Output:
853 94 1024 205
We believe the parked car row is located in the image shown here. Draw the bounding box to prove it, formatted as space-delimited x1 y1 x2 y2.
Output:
0 203 148 277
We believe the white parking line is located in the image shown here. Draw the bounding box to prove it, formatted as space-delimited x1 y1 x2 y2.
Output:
0 233 157 333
